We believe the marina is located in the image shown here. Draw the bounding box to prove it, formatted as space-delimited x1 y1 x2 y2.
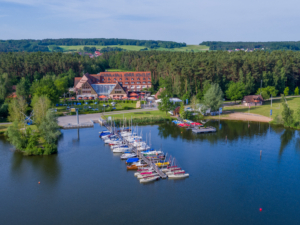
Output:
100 118 189 181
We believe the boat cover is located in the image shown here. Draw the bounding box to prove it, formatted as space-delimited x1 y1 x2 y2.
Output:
126 158 139 163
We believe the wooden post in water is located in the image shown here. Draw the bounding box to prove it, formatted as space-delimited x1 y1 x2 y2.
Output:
260 150 262 160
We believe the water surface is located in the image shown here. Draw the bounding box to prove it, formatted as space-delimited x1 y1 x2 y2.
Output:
1 121 300 225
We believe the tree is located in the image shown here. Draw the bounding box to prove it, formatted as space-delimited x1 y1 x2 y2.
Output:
204 83 223 112
0 73 11 101
5 121 24 150
179 101 186 119
190 95 199 111
256 86 278 99
54 77 68 97
226 81 245 103
31 75 60 103
16 77 31 100
39 110 61 154
281 95 294 127
294 87 299 95
8 97 28 123
284 87 289 96
157 90 173 114
31 95 51 125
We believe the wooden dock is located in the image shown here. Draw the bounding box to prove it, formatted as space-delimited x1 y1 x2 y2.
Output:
63 123 94 129
104 122 167 179
192 126 217 133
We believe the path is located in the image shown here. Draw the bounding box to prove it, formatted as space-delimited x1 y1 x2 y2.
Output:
57 108 158 126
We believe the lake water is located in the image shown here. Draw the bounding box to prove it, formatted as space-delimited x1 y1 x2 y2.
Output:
1 121 300 225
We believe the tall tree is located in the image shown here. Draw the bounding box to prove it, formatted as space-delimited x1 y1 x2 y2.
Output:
226 82 245 103
204 83 224 112
31 95 51 125
8 97 28 123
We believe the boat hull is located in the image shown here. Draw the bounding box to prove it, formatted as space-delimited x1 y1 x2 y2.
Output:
168 173 189 179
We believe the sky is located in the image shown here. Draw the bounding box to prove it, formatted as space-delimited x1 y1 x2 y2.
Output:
0 0 299 44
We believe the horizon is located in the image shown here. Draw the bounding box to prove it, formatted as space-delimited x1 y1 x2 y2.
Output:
1 0 300 44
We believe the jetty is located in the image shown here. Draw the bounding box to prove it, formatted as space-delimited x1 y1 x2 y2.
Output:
192 126 217 133
104 121 168 179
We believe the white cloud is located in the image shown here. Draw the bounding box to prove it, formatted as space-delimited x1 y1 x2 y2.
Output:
0 0 300 42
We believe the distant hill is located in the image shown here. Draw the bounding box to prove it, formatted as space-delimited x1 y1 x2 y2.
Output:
200 41 300 51
0 38 186 52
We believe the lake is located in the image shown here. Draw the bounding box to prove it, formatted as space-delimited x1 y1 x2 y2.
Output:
1 120 300 225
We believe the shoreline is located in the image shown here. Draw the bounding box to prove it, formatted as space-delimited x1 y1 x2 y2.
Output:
206 112 272 123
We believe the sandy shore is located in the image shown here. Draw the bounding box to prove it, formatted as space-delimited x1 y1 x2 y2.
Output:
215 112 272 122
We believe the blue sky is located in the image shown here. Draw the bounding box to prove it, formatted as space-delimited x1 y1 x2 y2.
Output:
0 0 299 44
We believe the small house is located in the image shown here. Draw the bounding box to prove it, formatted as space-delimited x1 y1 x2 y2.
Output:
242 95 263 106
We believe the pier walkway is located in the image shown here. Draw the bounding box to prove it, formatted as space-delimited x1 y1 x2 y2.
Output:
104 121 167 179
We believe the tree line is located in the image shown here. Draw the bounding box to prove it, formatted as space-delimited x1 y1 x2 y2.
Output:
0 38 187 52
201 41 300 51
104 50 300 100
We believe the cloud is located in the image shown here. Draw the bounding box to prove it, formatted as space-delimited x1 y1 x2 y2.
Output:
0 0 300 43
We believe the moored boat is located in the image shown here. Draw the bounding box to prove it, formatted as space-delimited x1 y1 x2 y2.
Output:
139 175 160 183
168 171 189 179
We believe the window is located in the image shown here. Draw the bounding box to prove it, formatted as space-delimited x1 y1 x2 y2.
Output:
126 78 128 80
131 82 134 84
119 78 122 81
137 82 140 84
137 78 140 81
120 82 122 84
125 82 129 84
131 78 134 81
114 78 116 81
143 82 146 84
143 78 146 80
148 78 150 80
148 82 151 84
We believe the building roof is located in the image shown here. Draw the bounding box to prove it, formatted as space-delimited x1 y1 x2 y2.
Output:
242 95 263 103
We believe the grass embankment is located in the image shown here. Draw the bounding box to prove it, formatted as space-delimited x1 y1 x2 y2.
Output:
0 124 38 135
108 110 171 119
0 124 10 135
59 45 209 53
223 97 300 121
104 111 173 125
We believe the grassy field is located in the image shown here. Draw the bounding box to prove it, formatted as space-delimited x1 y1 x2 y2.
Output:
59 45 209 53
224 97 300 119
56 101 139 115
106 110 172 120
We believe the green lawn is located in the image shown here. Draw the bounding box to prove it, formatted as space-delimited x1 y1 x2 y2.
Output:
58 45 209 53
56 102 139 115
107 110 172 120
224 97 300 119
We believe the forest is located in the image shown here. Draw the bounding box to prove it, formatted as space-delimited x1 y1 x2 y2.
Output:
104 50 300 99
0 38 187 52
201 41 300 51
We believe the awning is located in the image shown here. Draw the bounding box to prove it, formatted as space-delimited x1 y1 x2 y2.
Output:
78 97 82 100
99 95 107 99
89 97 94 100
71 97 75 100
129 97 137 100
83 97 88 100
129 93 138 96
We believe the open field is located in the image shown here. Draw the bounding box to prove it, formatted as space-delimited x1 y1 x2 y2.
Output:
223 97 300 120
58 45 209 52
